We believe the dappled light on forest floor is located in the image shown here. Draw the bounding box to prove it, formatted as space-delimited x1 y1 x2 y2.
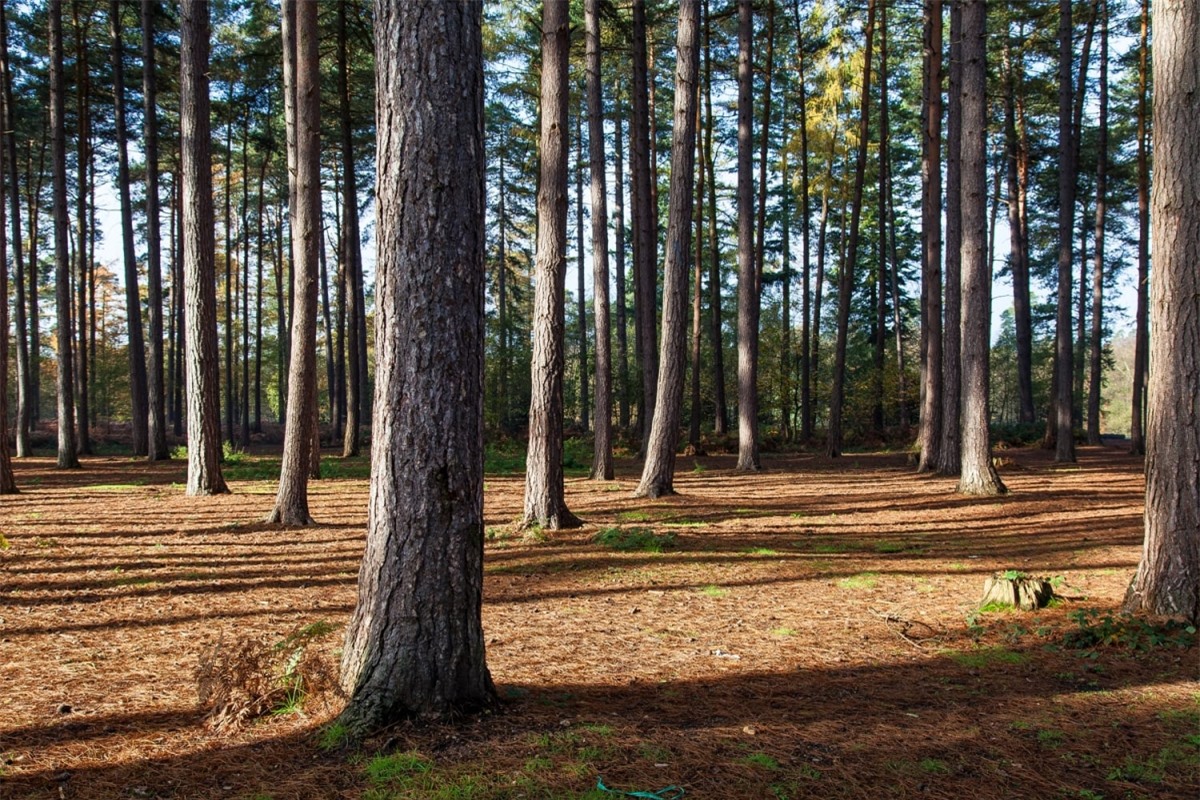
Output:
0 445 1195 799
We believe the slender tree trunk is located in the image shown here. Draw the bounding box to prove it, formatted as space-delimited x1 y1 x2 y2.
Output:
49 0 78 469
703 0 727 437
224 85 235 447
1004 34 1035 425
1124 0 1199 623
171 170 184 436
522 0 580 530
142 0 168 459
957 0 1004 495
274 206 288 424
1086 1 1108 446
736 0 761 470
320 220 334 432
792 0 812 442
753 0 775 303
689 92 704 451
585 0 613 480
0 80 16 491
240 113 252 450
828 0 876 458
268 0 320 525
338 0 363 458
879 4 906 437
180 0 226 494
339 0 496 728
497 156 511 430
1129 0 1150 456
73 1 90 456
1053 0 1077 462
613 101 630 432
255 143 269 435
635 0 699 499
938 0 962 475
781 142 792 441
0 1 29 457
631 0 657 450
575 111 588 431
872 2 888 439
26 132 45 427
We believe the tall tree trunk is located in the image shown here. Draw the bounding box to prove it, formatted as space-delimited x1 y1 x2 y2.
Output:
631 0 657 450
1004 33 1035 425
791 0 812 442
585 0 613 480
339 0 496 728
0 80 16 491
879 4 906 436
49 0 78 469
143 0 168 460
1124 0 1199 623
240 113 252 450
613 100 630 431
1129 0 1149 456
703 0 727 437
689 91 704 452
180 0 227 495
780 141 792 441
255 142 269 435
828 0 876 459
268 0 319 525
635 0 699 499
735 0 761 470
753 0 775 303
171 170 184 436
872 2 888 440
497 155 511 430
522 0 580 530
957 0 1004 496
1086 0 1108 446
938 0 962 475
1053 0 1077 462
0 0 28 457
274 205 288 424
338 0 363 458
575 111 588 431
26 131 46 427
73 1 90 456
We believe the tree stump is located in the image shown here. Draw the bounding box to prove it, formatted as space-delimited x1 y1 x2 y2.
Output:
981 574 1054 611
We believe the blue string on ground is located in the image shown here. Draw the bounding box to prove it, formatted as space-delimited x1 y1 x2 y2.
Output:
596 777 685 799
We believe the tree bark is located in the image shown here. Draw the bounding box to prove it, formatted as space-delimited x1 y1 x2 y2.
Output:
1053 0 1077 462
635 0 699 499
791 0 812 442
585 0 613 480
1124 0 1199 623
735 0 761 470
0 1 28 458
338 0 363 458
1004 33 1035 426
689 91 704 452
828 0 876 459
1087 1 1108 446
0 76 16 492
522 0 580 530
268 0 320 525
72 1 91 456
49 0 78 469
631 0 657 449
143 0 168 460
240 114 252 450
956 0 1004 496
339 0 496 728
613 100 630 432
703 0 727 437
938 0 962 475
180 0 227 495
1129 0 1149 456
575 111 588 432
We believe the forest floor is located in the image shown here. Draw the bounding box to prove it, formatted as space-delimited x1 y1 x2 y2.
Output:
0 443 1196 800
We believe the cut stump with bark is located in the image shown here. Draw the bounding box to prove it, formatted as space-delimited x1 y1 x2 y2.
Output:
981 573 1054 611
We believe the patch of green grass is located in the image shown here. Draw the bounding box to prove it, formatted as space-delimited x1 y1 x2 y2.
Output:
523 756 553 773
838 572 879 590
978 601 1018 614
580 722 613 737
85 481 148 491
662 520 705 529
637 743 672 762
317 722 351 751
699 584 727 598
919 758 950 775
616 510 654 523
743 752 780 770
947 646 1028 668
771 627 797 637
365 751 433 785
874 541 912 554
170 444 188 460
1064 608 1197 651
0 533 9 550
1037 729 1066 748
743 547 779 556
593 526 675 553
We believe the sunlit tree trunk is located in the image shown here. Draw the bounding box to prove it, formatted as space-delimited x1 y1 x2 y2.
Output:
613 100 630 431
338 0 363 458
938 1 962 475
1129 0 1150 456
703 0 727 437
143 0 168 460
0 92 16 492
735 0 761 470
1087 1 1108 446
631 0 657 449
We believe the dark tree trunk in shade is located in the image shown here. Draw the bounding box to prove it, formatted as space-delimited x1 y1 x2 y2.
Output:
1129 0 1149 456
26 131 45 428
827 0 876 459
753 0 774 317
735 0 760 470
956 0 1004 496
143 0 168 460
240 117 252 450
703 0 727 437
522 0 580 531
1004 33 1035 426
584 0 613 480
1087 1 1108 446
937 1 961 475
1124 0 1199 623
180 0 227 495
49 0 78 469
879 5 906 436
338 0 496 729
631 0 657 448
575 111 588 431
689 88 704 452
223 85 235 448
275 206 288 424
613 101 629 431
1053 0 1077 463
790 0 812 442
635 0 699 499
268 0 320 525
0 95 16 492
339 0 363 458
73 2 90 456
255 142 270 434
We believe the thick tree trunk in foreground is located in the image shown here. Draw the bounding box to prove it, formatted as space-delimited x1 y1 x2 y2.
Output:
957 0 1004 496
1124 0 1199 624
269 0 319 525
635 0 699 499
522 0 580 530
180 0 227 495
49 0 78 469
1053 0 1077 463
339 0 495 729
143 0 168 460
735 0 761 470
585 0 613 481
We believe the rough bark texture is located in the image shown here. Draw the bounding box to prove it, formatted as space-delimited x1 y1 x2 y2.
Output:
338 0 363 459
1 1 30 458
1053 0 1077 463
630 0 657 447
522 0 579 531
735 0 760 470
635 0 699 499
143 0 168 461
49 0 78 470
585 0 613 481
828 0 875 459
269 0 319 526
956 0 1004 497
1124 0 1199 624
1129 0 1150 457
1086 1 1108 446
937 1 961 476
180 0 227 496
339 0 496 728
